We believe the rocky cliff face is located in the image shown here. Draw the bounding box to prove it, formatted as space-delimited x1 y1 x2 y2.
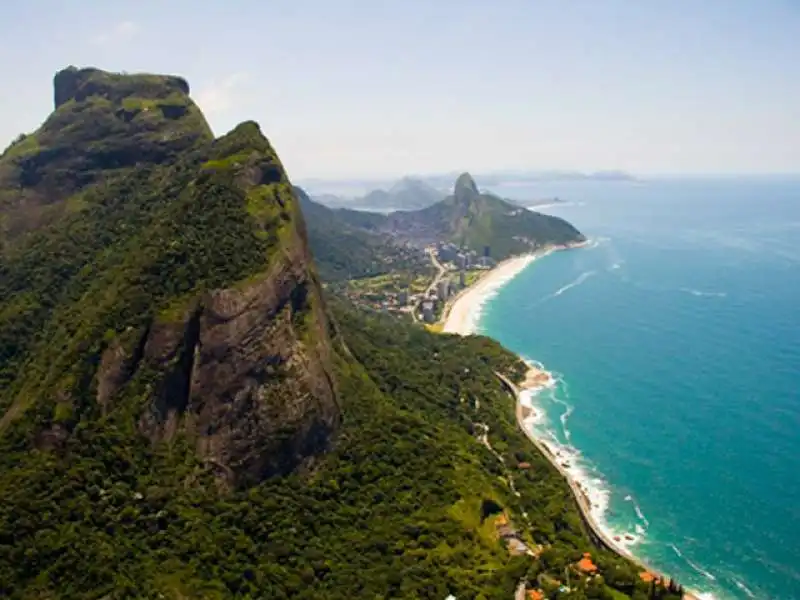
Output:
133 195 339 486
0 68 340 487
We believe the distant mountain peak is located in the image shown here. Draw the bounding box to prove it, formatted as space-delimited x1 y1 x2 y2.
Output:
454 172 480 204
389 176 436 195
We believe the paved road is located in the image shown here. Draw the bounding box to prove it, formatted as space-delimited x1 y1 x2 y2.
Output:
495 372 618 549
412 248 448 322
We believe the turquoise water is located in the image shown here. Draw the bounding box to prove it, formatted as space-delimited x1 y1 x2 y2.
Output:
478 178 800 600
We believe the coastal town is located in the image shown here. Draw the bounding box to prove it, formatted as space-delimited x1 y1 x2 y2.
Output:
338 241 497 324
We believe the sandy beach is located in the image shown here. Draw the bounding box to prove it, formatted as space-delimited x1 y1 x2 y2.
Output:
442 251 547 335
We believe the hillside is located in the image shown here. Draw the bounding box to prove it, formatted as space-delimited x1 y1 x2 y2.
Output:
321 173 586 260
309 177 444 210
386 173 586 258
358 176 444 210
295 187 429 281
0 68 679 600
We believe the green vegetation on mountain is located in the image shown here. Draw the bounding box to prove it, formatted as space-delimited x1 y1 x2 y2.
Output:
311 173 586 261
309 177 444 210
385 173 586 259
0 67 340 488
0 67 679 599
295 186 429 281
0 67 212 245
0 293 680 599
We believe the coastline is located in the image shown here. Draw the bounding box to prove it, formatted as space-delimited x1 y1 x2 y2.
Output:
441 244 576 335
501 369 703 600
442 244 703 600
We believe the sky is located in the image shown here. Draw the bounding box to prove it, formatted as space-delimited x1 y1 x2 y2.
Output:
0 0 798 180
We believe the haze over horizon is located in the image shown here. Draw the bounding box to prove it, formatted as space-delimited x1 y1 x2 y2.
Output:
1 0 798 179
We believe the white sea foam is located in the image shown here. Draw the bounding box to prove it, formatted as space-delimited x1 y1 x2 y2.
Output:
554 271 597 297
688 561 718 582
733 578 757 598
582 236 610 251
680 287 728 298
631 497 650 527
559 405 574 444
531 270 598 308
671 544 717 582
519 369 648 557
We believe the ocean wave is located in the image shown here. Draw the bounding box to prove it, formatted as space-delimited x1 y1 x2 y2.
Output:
520 365 646 555
554 271 597 297
624 495 650 528
634 501 650 527
559 404 574 443
671 544 717 582
680 287 727 298
534 271 598 306
733 578 757 599
587 236 612 249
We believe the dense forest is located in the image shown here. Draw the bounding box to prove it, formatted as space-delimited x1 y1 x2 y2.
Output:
295 187 429 281
0 299 682 599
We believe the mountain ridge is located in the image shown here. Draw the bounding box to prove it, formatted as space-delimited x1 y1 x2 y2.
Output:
325 171 587 258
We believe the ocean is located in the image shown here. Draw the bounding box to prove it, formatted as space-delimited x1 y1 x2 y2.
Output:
476 177 800 600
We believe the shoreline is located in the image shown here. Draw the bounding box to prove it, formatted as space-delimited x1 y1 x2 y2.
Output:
441 242 584 335
502 369 702 600
442 244 703 600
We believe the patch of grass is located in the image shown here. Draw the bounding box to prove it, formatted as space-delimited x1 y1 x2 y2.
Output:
2 134 40 159
201 151 254 172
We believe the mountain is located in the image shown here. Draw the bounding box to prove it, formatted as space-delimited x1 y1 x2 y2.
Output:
0 68 680 600
336 172 586 258
359 176 444 210
308 176 445 210
295 187 428 281
0 67 212 244
0 66 340 488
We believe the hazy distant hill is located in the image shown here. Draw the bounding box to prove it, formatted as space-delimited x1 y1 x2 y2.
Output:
359 177 444 210
421 169 636 189
309 176 445 210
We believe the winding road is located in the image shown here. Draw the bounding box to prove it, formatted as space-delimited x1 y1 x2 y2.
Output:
412 247 448 322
